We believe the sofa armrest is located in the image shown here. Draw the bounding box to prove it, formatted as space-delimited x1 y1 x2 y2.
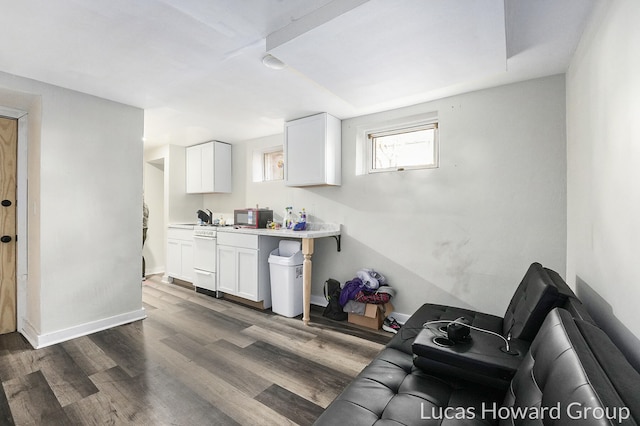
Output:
412 327 529 385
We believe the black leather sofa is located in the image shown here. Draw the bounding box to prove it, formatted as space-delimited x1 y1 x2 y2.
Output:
387 262 586 357
314 264 640 425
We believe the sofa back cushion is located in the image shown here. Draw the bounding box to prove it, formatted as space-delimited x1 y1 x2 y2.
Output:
502 308 639 425
502 263 567 341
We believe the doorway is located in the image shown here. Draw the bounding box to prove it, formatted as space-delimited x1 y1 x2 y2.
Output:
0 116 17 334
143 158 166 277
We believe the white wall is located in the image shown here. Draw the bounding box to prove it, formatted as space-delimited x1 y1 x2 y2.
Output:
242 75 567 319
0 71 146 347
566 0 640 367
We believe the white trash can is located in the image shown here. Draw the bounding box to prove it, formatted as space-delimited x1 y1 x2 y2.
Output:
268 240 304 317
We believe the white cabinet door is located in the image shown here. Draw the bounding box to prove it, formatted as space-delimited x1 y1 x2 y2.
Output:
217 244 237 294
236 248 259 301
215 233 277 306
200 142 215 193
180 241 194 282
167 240 181 278
167 227 195 282
284 113 341 187
186 141 232 193
214 142 232 193
167 240 194 282
186 145 202 193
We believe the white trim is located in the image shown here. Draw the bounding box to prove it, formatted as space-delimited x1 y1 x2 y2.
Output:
144 266 165 276
368 121 439 174
252 145 284 182
356 111 438 175
311 294 328 307
20 308 147 349
388 312 410 325
0 106 28 119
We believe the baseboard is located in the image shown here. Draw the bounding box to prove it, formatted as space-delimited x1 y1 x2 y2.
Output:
311 294 328 307
20 308 147 349
144 266 164 276
388 311 410 324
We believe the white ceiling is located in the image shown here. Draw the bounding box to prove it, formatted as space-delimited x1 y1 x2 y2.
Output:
0 0 598 149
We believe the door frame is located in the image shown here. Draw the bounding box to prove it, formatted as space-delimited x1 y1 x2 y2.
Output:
0 106 28 334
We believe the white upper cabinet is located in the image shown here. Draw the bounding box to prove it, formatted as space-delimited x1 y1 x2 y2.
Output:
284 112 341 186
186 141 232 193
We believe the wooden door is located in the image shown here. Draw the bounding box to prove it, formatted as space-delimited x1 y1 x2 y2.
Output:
0 116 17 334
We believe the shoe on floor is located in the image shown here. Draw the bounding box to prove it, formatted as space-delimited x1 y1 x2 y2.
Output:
382 317 401 334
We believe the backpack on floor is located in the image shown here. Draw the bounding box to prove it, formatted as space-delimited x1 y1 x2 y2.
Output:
323 278 347 321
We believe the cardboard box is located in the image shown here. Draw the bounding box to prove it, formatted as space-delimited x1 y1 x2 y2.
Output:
348 302 394 330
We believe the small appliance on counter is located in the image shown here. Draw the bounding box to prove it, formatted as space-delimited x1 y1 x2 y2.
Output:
234 208 273 228
197 209 212 225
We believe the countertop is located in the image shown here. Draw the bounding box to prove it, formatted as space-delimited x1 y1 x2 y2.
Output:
217 223 340 239
168 223 340 239
168 223 197 229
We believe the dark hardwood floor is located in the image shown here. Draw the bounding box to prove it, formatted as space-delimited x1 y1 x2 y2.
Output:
0 275 391 425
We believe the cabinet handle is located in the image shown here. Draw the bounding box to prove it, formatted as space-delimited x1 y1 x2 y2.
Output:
194 270 212 276
1 236 12 243
1 200 11 207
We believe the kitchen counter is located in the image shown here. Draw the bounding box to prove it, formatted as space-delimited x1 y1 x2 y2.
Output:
168 223 197 229
218 223 341 324
216 223 340 239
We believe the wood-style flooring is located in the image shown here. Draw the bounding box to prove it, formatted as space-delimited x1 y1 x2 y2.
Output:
0 275 391 425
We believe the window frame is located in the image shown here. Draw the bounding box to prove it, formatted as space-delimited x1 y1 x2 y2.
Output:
252 145 284 182
262 148 284 181
366 121 439 174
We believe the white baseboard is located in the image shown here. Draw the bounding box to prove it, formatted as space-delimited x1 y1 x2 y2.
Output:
388 311 410 324
311 294 328 307
20 308 147 349
144 266 164 276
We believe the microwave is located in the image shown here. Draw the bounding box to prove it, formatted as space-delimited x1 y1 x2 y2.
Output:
234 208 273 228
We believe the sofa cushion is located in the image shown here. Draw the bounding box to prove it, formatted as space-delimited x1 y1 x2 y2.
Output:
502 308 640 425
501 262 566 340
314 348 503 426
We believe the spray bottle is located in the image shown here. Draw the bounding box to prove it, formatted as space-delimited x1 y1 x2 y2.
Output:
283 206 293 229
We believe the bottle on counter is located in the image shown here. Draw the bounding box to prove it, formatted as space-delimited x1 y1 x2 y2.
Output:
287 208 294 229
283 206 293 229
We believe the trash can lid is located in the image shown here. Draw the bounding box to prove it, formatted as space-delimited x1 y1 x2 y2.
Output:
278 240 301 257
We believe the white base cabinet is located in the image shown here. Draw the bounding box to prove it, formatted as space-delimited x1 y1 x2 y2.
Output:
217 232 278 307
166 227 194 282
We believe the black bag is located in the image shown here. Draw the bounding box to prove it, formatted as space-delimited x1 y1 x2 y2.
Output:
323 278 347 321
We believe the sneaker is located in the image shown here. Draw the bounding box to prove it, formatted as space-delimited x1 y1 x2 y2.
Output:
382 317 401 334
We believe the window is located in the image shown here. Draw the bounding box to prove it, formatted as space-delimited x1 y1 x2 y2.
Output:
252 146 284 182
368 123 438 173
263 149 284 181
